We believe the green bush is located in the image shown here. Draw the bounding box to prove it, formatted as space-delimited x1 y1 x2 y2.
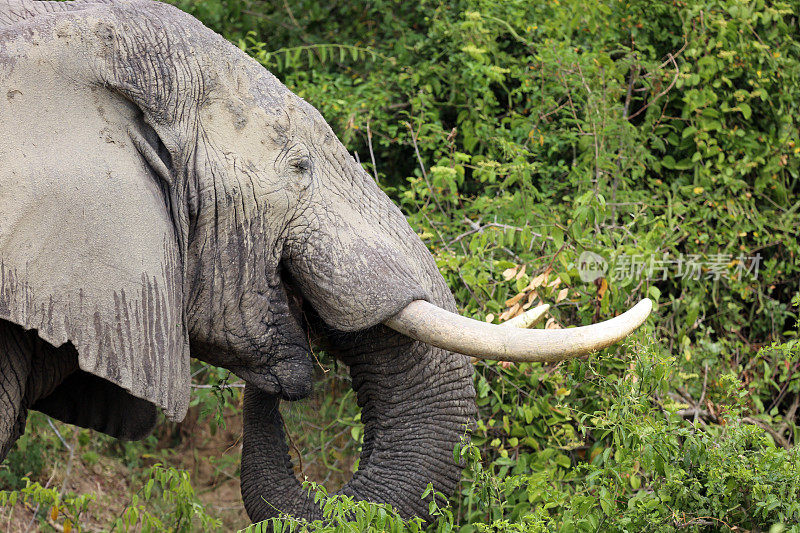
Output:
246 339 800 532
0 431 46 491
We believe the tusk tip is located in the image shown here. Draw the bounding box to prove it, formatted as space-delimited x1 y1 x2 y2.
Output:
621 298 653 336
633 297 654 322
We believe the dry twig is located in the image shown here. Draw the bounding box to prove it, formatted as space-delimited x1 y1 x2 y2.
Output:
628 53 680 120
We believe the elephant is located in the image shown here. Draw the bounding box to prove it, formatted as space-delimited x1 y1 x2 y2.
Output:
0 0 652 524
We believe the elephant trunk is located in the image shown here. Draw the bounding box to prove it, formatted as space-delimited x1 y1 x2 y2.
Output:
240 326 475 524
337 327 475 517
240 388 323 522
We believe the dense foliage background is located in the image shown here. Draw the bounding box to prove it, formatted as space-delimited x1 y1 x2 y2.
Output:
2 0 799 531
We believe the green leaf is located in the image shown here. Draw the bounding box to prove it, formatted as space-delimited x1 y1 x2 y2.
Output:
551 226 564 249
600 488 613 515
739 103 752 120
648 286 661 301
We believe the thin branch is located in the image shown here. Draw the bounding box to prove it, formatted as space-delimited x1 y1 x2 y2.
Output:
553 57 584 134
742 417 791 450
766 376 795 414
538 98 568 121
405 121 446 217
778 393 799 440
283 418 304 474
628 53 680 120
674 516 733 529
366 121 379 184
677 408 709 419
24 452 59 533
694 362 708 425
450 219 552 246
47 418 71 451
241 9 299 34
282 0 302 34
59 429 80 498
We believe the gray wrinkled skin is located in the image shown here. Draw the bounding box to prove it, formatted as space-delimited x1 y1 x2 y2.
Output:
0 0 476 523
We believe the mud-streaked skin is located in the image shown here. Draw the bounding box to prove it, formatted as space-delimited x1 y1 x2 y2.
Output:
0 0 474 522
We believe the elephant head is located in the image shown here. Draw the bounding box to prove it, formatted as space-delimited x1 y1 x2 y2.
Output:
0 0 651 523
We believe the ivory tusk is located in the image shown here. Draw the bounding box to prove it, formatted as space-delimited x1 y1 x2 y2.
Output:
384 299 652 363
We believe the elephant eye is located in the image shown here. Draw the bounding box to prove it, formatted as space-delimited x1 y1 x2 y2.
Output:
290 157 311 173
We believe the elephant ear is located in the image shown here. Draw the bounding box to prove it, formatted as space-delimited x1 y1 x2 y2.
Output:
0 56 190 424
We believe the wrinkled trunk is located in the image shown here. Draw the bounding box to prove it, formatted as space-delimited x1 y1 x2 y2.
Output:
240 323 475 523
240 388 323 521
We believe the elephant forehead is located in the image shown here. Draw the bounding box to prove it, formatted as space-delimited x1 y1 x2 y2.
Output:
198 95 284 162
198 89 326 154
